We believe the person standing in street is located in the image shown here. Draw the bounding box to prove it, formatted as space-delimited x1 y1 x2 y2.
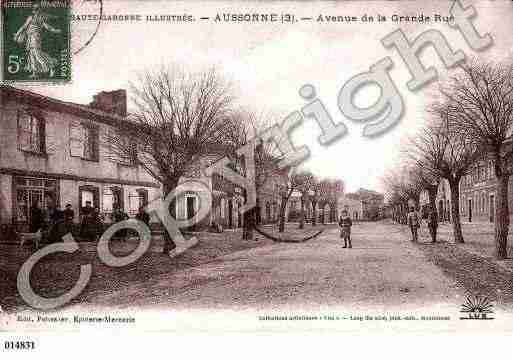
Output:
135 206 150 227
338 209 353 248
407 206 420 242
93 207 104 240
112 205 129 241
80 201 96 241
427 205 438 243
29 199 45 233
63 203 74 234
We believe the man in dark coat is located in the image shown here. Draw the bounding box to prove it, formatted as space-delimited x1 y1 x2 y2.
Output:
338 209 353 248
112 205 129 241
407 206 420 242
80 201 96 241
29 200 45 233
135 206 150 226
63 204 75 235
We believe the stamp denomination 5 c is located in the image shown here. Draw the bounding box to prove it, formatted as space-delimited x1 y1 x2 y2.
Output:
2 0 71 82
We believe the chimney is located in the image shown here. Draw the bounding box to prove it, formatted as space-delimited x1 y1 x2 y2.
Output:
89 89 127 117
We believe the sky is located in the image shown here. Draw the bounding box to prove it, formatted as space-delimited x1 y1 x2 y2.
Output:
17 0 513 193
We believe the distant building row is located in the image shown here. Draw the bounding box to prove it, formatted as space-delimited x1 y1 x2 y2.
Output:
419 159 513 223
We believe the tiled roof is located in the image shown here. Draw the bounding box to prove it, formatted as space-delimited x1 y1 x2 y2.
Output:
1 84 128 128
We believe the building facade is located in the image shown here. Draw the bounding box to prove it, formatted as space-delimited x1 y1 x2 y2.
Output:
176 149 289 230
256 168 288 225
337 196 363 220
459 159 502 223
419 179 452 222
346 188 384 220
0 86 161 239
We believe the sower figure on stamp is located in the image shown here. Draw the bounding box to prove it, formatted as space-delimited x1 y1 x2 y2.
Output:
13 2 61 79
338 209 353 248
407 206 420 242
426 205 438 243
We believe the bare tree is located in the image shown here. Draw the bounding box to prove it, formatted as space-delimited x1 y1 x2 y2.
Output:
228 109 285 240
405 113 478 243
329 179 344 222
317 179 331 224
310 177 320 226
441 60 513 258
106 66 237 253
292 171 315 229
381 167 423 224
277 167 299 233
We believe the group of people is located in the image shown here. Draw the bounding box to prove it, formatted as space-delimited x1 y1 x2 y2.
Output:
336 205 439 247
29 199 73 243
406 205 438 243
29 199 151 243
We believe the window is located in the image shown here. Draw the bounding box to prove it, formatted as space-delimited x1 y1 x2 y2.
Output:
82 190 94 207
102 188 114 213
17 110 45 153
70 123 99 161
78 185 99 214
175 195 186 220
129 190 148 215
15 177 57 223
126 141 138 166
220 198 226 218
129 192 140 215
112 187 123 211
102 186 124 214
106 129 138 166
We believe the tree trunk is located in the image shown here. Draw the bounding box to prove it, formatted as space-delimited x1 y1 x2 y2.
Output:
495 174 509 259
243 206 255 241
278 194 287 233
299 198 305 229
311 200 317 226
242 188 255 240
162 180 178 253
427 185 438 243
448 179 464 244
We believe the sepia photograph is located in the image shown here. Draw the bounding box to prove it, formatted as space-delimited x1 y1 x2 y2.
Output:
1 0 513 356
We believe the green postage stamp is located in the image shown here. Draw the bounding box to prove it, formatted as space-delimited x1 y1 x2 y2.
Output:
2 0 71 82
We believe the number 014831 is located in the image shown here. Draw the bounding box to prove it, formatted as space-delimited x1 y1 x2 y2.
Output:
4 341 35 350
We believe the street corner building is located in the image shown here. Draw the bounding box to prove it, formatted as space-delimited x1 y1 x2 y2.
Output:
176 147 290 230
0 85 162 240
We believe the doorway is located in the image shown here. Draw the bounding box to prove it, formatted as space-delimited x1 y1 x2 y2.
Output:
186 196 196 231
15 176 58 229
468 198 472 222
237 201 242 228
228 199 233 228
438 200 444 221
489 194 495 223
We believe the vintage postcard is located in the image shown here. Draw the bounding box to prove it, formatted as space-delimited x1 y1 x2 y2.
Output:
1 0 513 355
